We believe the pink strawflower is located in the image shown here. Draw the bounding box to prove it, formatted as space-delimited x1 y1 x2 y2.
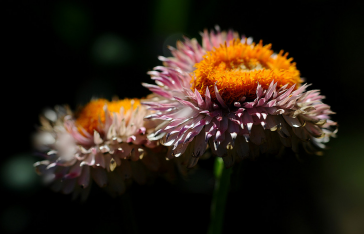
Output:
142 26 337 168
33 98 174 199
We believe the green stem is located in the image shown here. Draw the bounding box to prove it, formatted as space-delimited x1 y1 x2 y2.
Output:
208 157 232 234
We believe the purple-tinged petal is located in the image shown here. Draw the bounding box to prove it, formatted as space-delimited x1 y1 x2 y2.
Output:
137 127 146 135
164 118 192 131
305 122 324 138
142 83 173 98
256 83 264 99
95 153 106 168
216 117 228 142
80 153 95 166
257 98 266 107
183 120 205 143
192 130 208 157
194 88 205 109
228 121 240 144
152 76 175 88
204 87 213 110
234 102 241 107
276 84 296 102
247 108 259 116
242 113 253 133
64 162 82 179
264 107 278 115
264 81 277 100
91 167 108 187
201 29 212 51
282 115 302 128
174 96 200 111
235 108 245 114
205 122 218 142
226 30 235 42
276 117 291 138
228 114 242 126
78 166 90 188
127 135 136 143
172 142 189 158
263 99 276 108
214 84 229 109
242 101 256 108
250 125 266 145
62 179 76 194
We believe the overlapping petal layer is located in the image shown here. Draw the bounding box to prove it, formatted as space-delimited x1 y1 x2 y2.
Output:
33 99 174 198
143 27 337 168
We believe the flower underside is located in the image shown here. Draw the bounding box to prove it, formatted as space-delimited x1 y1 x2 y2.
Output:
192 39 303 105
75 99 140 135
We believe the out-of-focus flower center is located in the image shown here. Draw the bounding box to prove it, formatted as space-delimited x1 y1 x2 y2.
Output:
192 39 302 105
75 98 140 135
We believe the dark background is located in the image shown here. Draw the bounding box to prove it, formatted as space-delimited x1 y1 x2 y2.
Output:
2 0 364 233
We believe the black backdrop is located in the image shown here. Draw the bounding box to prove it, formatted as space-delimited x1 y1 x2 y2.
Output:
3 0 364 234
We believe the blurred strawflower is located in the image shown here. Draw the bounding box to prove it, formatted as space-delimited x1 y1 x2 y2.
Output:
143 26 337 168
33 98 174 199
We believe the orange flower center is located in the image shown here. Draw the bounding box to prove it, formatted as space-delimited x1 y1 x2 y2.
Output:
75 98 140 135
191 39 303 105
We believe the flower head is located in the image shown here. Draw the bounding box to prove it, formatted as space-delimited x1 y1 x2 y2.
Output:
143 26 337 168
33 98 174 198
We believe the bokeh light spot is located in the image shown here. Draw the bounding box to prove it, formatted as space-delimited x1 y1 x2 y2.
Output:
154 0 189 33
92 34 132 66
43 108 57 122
1 154 38 191
53 2 91 47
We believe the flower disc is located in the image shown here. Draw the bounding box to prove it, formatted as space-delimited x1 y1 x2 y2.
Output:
192 39 302 104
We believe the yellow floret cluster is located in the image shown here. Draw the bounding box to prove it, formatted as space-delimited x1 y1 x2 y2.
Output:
75 98 140 135
192 39 303 105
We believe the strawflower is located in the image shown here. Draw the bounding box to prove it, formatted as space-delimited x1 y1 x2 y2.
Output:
33 98 174 199
143 26 337 168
